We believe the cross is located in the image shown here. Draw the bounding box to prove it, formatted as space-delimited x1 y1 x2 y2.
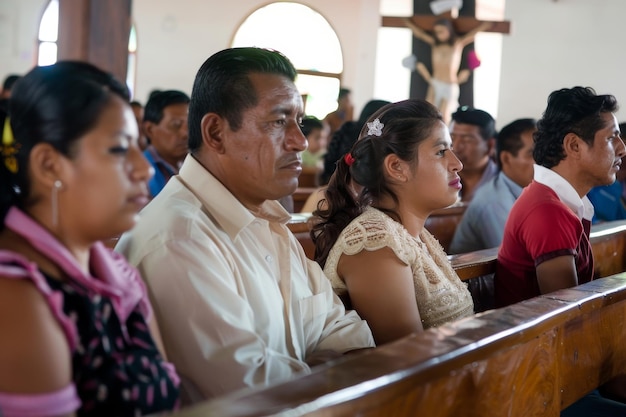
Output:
381 12 510 37
381 7 511 122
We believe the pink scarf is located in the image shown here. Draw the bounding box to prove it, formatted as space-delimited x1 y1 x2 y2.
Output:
2 206 151 348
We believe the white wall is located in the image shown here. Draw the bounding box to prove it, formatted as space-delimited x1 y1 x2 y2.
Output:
130 0 381 115
498 0 626 127
0 0 47 74
3 0 626 128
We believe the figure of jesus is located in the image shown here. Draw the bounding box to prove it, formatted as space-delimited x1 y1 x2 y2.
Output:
405 17 492 123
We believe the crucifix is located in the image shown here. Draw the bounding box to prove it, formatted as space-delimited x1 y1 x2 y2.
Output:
382 1 510 123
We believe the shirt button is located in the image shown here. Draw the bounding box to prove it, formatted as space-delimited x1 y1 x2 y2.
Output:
265 255 272 263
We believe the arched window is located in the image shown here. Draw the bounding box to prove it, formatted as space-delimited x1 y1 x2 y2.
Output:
36 0 139 97
232 2 343 119
37 0 58 66
126 25 138 96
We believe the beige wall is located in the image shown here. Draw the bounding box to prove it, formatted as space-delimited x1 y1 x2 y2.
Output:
498 0 626 126
0 0 48 73
3 0 626 126
130 0 381 114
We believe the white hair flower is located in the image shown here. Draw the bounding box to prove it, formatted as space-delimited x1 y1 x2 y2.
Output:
367 118 384 136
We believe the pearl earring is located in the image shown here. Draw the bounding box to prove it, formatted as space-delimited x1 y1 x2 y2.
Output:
51 180 62 228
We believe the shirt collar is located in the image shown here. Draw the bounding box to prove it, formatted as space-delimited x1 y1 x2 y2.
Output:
146 145 181 174
4 207 150 324
533 164 594 220
178 155 291 240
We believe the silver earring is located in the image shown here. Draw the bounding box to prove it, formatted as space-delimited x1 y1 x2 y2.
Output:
51 180 62 228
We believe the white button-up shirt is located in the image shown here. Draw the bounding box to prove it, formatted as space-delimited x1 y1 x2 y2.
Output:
116 155 374 401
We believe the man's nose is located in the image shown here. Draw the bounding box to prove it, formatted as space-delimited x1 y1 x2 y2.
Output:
286 123 307 151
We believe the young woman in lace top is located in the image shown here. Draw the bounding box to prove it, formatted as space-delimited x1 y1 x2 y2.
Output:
0 62 179 416
312 99 473 345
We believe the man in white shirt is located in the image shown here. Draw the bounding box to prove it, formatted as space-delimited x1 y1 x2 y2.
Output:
116 47 374 403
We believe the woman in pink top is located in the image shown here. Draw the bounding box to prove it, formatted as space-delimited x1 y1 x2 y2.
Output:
0 62 179 416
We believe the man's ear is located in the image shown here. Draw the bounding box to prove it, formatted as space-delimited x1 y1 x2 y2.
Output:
200 113 227 154
500 150 511 168
143 121 156 140
487 137 496 157
563 132 582 159
28 143 67 188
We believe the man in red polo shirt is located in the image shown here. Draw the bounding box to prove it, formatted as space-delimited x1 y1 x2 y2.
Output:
496 87 625 307
495 87 626 415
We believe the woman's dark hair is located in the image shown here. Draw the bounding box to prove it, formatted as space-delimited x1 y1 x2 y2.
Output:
496 118 537 170
311 99 443 267
0 61 130 225
321 99 390 185
534 86 618 168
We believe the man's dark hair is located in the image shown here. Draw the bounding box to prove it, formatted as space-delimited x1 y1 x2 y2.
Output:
188 47 297 153
534 86 618 168
301 116 323 137
143 90 190 125
451 106 496 141
496 118 537 170
338 88 351 100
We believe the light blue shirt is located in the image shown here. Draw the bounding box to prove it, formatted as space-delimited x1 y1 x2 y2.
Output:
144 146 180 198
449 171 523 254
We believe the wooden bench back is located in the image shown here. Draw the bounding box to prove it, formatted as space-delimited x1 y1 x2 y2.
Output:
168 273 626 417
287 218 626 313
298 166 321 188
288 203 469 261
447 219 626 312
289 217 626 279
423 202 468 253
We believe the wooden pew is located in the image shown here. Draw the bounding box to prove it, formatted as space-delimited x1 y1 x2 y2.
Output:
287 203 470 261
288 213 316 260
292 188 318 213
424 202 468 253
448 219 626 312
587 219 626 278
289 216 626 281
287 201 468 253
288 217 626 313
298 166 321 188
166 273 626 417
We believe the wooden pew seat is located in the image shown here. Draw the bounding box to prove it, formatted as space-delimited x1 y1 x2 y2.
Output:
167 274 626 417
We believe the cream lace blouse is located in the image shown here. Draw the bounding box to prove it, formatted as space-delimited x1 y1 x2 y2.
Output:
323 207 474 329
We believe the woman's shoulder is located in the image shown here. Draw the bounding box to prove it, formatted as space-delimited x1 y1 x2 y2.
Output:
0 263 73 393
336 208 413 257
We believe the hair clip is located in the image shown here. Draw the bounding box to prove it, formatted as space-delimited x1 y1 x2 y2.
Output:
367 118 384 136
2 118 18 174
344 153 355 166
